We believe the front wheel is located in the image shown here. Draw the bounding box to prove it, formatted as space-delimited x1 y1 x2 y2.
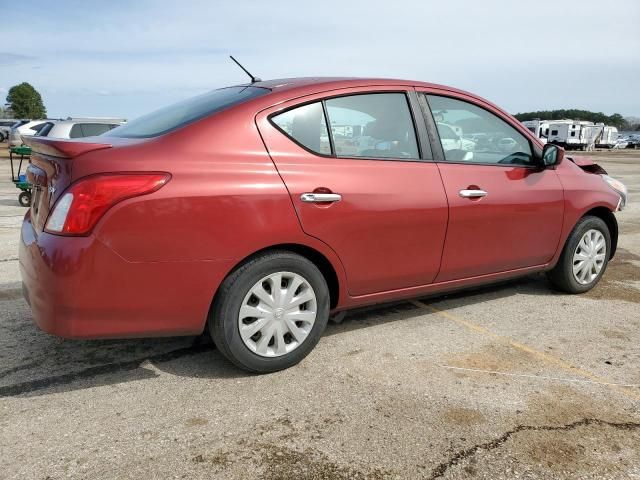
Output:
209 251 330 373
547 216 611 293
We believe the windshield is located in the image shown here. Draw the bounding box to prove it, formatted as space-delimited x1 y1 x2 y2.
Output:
105 86 269 138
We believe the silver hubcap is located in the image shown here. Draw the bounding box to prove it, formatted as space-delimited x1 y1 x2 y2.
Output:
238 272 317 357
572 229 607 285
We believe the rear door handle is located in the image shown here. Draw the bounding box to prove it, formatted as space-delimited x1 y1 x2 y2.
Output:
459 189 487 198
300 193 342 203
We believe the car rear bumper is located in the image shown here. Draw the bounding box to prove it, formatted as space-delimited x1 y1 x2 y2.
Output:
19 212 231 339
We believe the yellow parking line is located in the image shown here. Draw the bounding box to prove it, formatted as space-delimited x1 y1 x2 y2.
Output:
409 300 640 401
439 365 640 388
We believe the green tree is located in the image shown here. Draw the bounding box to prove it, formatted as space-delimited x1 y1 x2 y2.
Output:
6 82 46 119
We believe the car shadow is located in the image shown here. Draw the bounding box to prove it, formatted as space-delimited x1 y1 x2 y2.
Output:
0 274 555 398
324 272 556 337
0 199 23 208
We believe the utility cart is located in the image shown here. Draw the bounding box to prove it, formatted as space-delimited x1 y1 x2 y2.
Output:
9 145 33 207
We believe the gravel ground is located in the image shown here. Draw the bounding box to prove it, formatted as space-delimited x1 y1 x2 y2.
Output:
0 143 638 479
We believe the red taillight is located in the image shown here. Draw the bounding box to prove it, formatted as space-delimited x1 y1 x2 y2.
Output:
45 173 170 235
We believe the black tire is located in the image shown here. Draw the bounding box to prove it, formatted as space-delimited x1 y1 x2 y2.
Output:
546 215 611 293
208 250 330 373
0 132 5 142
18 191 31 207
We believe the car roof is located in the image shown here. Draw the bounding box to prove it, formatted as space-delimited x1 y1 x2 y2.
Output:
234 77 496 114
253 77 448 91
246 76 477 99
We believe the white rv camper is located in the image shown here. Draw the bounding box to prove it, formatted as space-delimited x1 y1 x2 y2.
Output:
521 119 550 143
546 120 599 150
595 125 618 149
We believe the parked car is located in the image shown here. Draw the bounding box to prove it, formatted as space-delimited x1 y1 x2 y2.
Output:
34 118 125 139
0 119 28 142
614 138 629 149
9 119 51 146
626 135 640 149
20 78 628 373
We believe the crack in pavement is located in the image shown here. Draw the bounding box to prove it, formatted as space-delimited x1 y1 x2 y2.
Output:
0 257 18 262
0 343 213 397
428 418 640 479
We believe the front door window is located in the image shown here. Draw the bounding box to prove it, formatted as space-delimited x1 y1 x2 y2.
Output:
426 94 534 166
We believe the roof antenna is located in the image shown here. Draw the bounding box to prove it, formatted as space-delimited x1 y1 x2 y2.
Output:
229 55 261 83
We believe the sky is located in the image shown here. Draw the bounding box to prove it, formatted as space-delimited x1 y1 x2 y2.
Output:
1 0 639 120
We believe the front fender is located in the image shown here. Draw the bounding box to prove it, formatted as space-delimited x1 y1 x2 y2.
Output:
549 159 621 267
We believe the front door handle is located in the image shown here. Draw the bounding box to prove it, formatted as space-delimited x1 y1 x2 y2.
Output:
300 193 342 203
459 189 487 198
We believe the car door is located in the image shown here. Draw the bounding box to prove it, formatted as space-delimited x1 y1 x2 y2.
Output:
415 90 564 282
256 87 449 296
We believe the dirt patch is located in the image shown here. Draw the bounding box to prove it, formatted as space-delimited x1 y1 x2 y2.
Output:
191 450 232 467
188 414 390 480
191 449 233 469
257 443 389 480
345 348 363 356
210 451 232 467
524 385 629 425
525 436 585 469
446 343 543 374
185 417 209 427
443 407 485 426
585 249 640 304
518 424 640 477
600 328 631 341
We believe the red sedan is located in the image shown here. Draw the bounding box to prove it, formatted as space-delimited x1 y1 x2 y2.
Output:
20 78 628 372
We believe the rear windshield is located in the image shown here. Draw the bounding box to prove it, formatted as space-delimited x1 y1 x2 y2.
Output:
105 86 269 138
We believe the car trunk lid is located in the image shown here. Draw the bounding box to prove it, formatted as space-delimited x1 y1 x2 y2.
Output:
24 137 113 234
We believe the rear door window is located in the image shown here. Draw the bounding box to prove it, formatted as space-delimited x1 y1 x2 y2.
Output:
325 93 419 160
271 92 421 160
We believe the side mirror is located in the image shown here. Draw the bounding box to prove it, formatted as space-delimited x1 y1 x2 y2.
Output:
541 143 564 168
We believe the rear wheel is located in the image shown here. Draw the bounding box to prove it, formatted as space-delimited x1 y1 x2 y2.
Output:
547 216 611 293
18 191 31 207
209 251 330 373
